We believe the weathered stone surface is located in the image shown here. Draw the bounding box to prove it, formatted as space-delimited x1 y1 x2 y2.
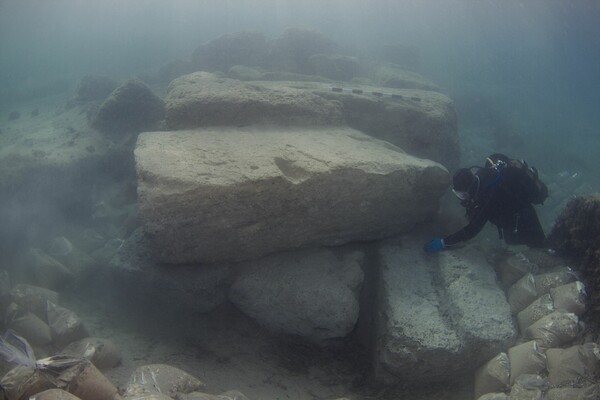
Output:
372 63 439 91
250 80 458 170
92 79 165 134
135 126 449 264
108 229 231 313
315 85 459 169
164 72 343 129
229 248 364 343
375 239 516 384
164 73 457 169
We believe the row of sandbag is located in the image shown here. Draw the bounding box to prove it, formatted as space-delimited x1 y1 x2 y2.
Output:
14 236 122 292
4 361 249 400
474 253 599 400
0 272 121 376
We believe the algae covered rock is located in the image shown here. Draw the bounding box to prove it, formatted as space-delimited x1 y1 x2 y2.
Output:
549 194 600 330
92 79 165 135
192 31 269 71
269 27 335 74
72 75 118 103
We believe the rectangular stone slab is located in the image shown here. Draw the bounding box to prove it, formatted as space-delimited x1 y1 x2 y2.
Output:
375 239 517 384
135 126 449 264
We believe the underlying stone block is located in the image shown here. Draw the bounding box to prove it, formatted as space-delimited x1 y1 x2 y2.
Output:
376 241 462 383
229 248 364 343
375 240 516 384
135 126 449 264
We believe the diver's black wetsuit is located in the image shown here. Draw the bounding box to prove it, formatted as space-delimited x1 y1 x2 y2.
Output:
444 167 547 248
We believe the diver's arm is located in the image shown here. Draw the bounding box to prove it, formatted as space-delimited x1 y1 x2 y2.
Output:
443 203 490 246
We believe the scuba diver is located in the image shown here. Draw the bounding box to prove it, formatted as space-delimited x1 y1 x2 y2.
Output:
424 153 548 253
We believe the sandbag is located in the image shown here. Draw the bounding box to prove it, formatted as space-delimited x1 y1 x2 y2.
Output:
0 270 12 313
126 364 205 399
49 237 98 278
516 294 554 333
550 281 586 316
477 393 509 400
24 248 75 290
507 341 546 385
508 273 538 314
476 394 509 400
11 284 59 320
179 391 249 400
524 311 580 348
47 302 89 347
125 394 173 400
534 268 576 296
496 254 537 287
60 337 121 370
0 365 57 400
546 343 600 386
545 385 600 400
509 374 546 400
30 388 82 400
474 352 510 398
57 359 120 400
8 310 53 347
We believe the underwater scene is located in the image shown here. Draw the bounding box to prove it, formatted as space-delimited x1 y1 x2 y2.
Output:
1 1 599 399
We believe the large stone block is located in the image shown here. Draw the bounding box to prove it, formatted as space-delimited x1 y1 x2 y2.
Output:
375 239 516 384
164 72 343 129
229 248 364 343
135 126 449 264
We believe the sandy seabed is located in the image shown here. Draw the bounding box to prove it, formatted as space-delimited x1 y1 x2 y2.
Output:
62 286 472 400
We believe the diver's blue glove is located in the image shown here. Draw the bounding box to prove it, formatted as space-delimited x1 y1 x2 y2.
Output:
424 238 445 253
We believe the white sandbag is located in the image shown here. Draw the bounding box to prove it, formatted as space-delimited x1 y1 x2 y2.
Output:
546 343 600 386
30 388 82 400
509 374 546 400
476 394 509 400
11 284 59 320
545 385 600 400
496 254 537 287
126 364 205 399
516 294 555 333
179 391 249 400
124 383 175 399
0 365 56 400
550 281 586 316
507 341 546 385
126 394 173 400
508 273 538 314
474 352 510 399
60 337 121 370
0 269 11 308
47 301 89 347
25 248 75 290
534 268 576 296
524 311 580 348
9 310 53 347
58 359 121 400
49 236 98 277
